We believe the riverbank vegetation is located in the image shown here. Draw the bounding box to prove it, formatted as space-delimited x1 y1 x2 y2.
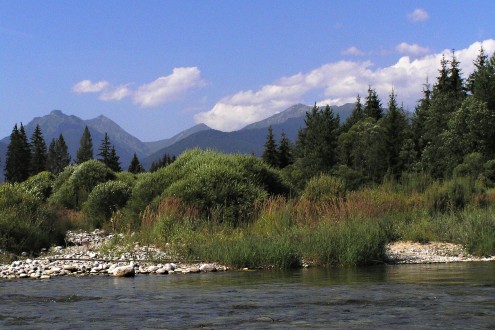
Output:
2 49 495 268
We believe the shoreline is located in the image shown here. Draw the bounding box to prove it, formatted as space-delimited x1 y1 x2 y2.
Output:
1 230 494 280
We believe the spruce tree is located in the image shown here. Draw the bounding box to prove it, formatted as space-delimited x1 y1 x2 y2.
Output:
296 104 340 179
47 134 71 175
364 87 383 120
381 90 410 177
97 133 112 166
278 131 293 169
30 124 47 175
77 126 93 164
262 126 279 167
107 146 121 172
4 124 30 182
467 47 495 110
128 153 144 174
342 95 365 133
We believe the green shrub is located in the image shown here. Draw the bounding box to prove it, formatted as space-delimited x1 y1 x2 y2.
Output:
49 160 115 210
20 171 55 201
83 181 132 229
425 178 479 213
483 159 495 187
301 174 345 203
0 184 67 254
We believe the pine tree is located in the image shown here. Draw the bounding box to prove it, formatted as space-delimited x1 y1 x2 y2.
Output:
411 79 431 162
4 124 31 182
278 131 293 169
128 153 144 174
47 134 71 175
30 124 47 175
107 146 121 172
364 87 383 120
77 126 93 164
262 126 279 167
381 90 410 177
150 153 175 172
295 104 340 179
341 95 365 133
97 133 112 166
467 47 495 110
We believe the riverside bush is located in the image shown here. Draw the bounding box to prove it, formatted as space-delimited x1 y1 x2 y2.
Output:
49 160 115 210
301 174 345 203
83 181 132 229
0 184 66 254
20 171 55 201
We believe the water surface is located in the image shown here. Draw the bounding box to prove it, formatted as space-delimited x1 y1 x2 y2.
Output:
1 262 494 329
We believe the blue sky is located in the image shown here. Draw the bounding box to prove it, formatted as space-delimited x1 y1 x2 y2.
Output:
1 1 495 141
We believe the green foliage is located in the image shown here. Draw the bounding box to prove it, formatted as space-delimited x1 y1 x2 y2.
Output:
47 134 71 175
49 160 116 210
301 174 345 203
4 123 31 183
364 87 383 120
128 153 144 174
20 171 55 201
424 178 480 213
76 126 93 164
83 181 132 228
262 126 278 167
0 184 67 254
29 124 48 175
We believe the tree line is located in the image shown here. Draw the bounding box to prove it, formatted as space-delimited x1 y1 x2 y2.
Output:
263 48 495 189
2 125 173 182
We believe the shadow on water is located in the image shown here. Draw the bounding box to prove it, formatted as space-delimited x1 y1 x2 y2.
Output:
1 262 494 329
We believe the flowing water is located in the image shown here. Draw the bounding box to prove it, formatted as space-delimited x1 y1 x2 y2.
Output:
1 262 494 329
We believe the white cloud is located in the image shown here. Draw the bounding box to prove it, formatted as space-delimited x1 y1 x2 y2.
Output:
72 67 203 107
72 80 109 93
99 85 131 101
408 8 429 22
195 39 495 132
341 46 365 56
133 67 203 107
395 42 430 56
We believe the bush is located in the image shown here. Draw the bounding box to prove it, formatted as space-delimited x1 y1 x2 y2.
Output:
301 174 345 203
83 181 132 229
0 184 67 254
20 171 55 201
49 160 116 210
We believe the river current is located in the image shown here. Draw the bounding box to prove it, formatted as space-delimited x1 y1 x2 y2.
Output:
1 262 494 329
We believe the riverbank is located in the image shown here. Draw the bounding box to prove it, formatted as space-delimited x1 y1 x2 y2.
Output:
1 230 494 280
0 230 226 279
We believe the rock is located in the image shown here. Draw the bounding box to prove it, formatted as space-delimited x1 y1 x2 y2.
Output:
112 266 135 277
156 268 168 275
163 263 176 272
199 264 217 272
40 275 51 280
21 252 28 257
63 265 78 272
189 267 200 273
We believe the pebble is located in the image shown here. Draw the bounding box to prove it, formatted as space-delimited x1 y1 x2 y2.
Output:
0 229 229 280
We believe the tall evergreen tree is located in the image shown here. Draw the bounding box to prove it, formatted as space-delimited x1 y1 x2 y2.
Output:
150 153 176 172
341 95 365 133
278 131 293 169
47 134 71 175
97 133 112 166
107 146 121 172
262 126 279 167
29 124 47 175
128 153 144 174
364 87 383 120
381 90 410 177
467 47 495 110
77 126 93 164
4 124 31 182
411 79 431 163
296 104 340 179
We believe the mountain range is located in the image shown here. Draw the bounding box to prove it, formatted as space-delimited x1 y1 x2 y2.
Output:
0 103 354 180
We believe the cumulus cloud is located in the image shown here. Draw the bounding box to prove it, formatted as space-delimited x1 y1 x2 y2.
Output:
408 8 429 22
72 80 109 93
395 42 430 56
341 46 365 56
195 39 495 132
72 67 203 106
133 67 202 107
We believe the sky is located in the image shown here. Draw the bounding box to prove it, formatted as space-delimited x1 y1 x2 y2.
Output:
2 1 495 142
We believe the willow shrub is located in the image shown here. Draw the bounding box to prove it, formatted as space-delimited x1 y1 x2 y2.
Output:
301 174 345 203
126 149 290 226
0 184 67 254
83 181 132 229
20 171 55 201
49 160 115 210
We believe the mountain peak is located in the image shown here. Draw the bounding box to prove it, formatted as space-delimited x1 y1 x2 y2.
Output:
50 110 64 116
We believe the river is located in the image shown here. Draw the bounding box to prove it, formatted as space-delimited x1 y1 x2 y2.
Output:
1 262 494 329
